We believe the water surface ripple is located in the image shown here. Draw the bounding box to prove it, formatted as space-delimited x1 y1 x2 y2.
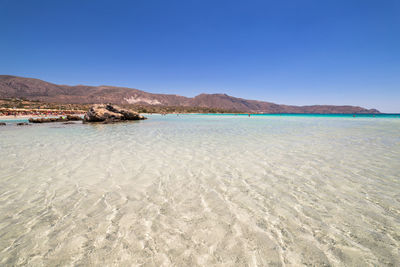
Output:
0 115 399 266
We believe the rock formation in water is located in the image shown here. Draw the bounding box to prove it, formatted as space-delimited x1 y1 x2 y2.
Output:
66 115 83 121
83 104 146 123
28 115 83 123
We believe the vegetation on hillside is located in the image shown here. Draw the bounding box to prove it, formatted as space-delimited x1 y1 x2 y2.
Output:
0 98 241 114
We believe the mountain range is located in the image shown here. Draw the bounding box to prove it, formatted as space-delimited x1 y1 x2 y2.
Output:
0 75 379 113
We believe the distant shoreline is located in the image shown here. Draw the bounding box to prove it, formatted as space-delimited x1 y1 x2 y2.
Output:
2 113 399 122
1 75 381 114
0 114 85 120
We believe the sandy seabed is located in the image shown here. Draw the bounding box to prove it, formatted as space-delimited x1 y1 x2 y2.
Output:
0 115 399 266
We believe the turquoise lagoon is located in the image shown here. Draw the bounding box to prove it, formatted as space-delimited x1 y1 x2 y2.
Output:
0 114 399 266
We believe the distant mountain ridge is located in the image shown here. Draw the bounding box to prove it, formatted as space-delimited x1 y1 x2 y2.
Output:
0 75 380 114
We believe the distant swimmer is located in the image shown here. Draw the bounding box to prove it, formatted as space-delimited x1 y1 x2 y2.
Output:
353 115 356 117
248 114 251 117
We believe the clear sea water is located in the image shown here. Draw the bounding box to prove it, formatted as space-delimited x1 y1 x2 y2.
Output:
0 114 399 266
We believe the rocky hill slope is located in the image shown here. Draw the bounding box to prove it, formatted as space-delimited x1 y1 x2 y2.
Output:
0 75 379 113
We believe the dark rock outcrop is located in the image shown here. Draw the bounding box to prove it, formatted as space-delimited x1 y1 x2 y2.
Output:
28 115 83 123
29 117 66 123
17 122 29 126
0 122 6 126
66 115 83 121
83 104 146 123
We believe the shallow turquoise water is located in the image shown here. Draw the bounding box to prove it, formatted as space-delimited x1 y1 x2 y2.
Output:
0 115 399 266
195 113 400 118
1 113 400 125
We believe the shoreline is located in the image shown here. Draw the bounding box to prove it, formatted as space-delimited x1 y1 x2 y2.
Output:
1 113 399 121
0 114 85 120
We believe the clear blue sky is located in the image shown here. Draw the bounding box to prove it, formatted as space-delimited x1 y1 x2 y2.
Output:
1 0 399 112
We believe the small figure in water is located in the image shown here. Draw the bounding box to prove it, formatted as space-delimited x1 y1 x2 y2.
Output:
248 114 250 117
